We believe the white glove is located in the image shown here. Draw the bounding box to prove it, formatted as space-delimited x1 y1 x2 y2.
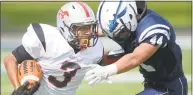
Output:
85 64 118 86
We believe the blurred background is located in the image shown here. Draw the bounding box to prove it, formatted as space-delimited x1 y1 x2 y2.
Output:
1 1 192 95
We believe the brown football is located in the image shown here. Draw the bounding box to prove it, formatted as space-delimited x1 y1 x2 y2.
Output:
18 60 42 89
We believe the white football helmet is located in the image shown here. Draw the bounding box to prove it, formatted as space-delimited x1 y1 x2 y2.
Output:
57 2 98 49
97 0 138 40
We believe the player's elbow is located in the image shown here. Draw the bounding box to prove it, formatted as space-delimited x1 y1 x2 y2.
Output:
4 54 10 66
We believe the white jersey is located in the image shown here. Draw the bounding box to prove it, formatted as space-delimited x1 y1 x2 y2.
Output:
21 23 103 95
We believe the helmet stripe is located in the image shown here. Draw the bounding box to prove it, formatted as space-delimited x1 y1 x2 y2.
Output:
108 1 123 32
78 2 90 17
114 1 123 18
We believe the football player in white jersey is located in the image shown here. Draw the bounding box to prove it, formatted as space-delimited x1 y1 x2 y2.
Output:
4 2 104 95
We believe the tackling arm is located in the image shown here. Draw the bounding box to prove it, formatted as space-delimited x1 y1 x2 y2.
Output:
85 43 159 85
99 43 159 76
114 26 170 73
115 43 158 74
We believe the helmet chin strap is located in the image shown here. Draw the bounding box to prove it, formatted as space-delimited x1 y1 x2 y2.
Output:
79 38 89 50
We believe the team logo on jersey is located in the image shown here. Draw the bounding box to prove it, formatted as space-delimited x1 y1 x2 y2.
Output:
108 6 127 32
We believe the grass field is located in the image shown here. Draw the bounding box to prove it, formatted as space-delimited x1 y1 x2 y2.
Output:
1 73 192 95
1 2 191 33
1 49 192 95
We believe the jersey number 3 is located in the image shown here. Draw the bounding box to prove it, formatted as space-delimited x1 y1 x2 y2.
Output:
48 61 81 88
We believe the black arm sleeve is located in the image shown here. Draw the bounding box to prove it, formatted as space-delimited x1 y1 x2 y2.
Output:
12 45 34 64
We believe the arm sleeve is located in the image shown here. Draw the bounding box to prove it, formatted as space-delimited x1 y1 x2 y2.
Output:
142 33 169 48
12 45 34 63
138 25 170 48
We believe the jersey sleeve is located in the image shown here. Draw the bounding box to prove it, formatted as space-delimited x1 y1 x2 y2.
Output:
138 24 170 48
22 24 45 59
12 45 34 63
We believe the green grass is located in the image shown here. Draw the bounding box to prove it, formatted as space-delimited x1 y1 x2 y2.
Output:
182 49 192 74
1 73 192 95
1 2 191 33
147 2 191 27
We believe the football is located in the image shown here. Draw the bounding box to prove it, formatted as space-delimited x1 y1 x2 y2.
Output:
103 51 124 65
18 60 42 89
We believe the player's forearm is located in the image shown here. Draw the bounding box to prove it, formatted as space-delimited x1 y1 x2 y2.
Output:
114 53 141 73
4 54 20 89
103 53 141 76
104 43 158 76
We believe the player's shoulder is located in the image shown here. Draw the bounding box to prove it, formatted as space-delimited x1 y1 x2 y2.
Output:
136 9 170 33
24 23 59 43
26 23 59 34
136 9 171 43
23 23 73 59
23 23 67 51
25 23 64 42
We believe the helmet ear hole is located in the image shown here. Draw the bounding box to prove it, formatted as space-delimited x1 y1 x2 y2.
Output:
72 5 75 9
129 14 133 20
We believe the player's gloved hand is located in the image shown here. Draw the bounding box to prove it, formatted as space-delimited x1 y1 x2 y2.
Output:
25 81 40 95
11 81 29 95
85 64 118 86
11 81 40 95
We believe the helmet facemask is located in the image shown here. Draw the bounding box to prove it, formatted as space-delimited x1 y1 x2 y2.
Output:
66 22 98 50
112 19 134 42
